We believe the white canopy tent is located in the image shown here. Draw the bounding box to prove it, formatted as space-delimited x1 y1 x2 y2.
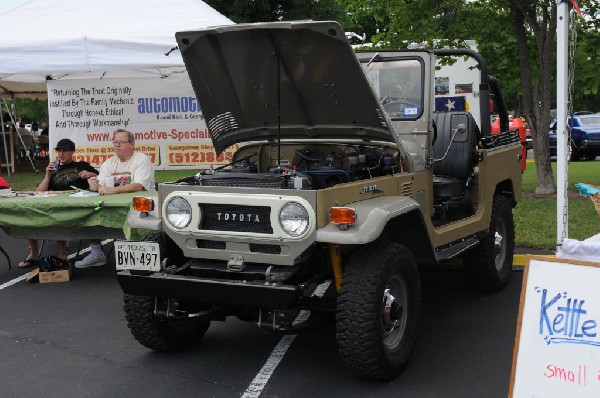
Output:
0 0 233 174
0 0 233 85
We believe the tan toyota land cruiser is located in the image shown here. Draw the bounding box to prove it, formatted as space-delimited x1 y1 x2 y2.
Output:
116 21 522 380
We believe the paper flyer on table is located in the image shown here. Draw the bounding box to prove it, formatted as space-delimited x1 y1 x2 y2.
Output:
69 191 100 197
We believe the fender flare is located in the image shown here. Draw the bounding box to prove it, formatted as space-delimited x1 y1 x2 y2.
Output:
315 196 422 245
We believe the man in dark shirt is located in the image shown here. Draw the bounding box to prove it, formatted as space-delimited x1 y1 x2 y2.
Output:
38 138 98 191
18 139 98 268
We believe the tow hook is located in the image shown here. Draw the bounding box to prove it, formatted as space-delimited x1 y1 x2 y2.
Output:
154 299 224 322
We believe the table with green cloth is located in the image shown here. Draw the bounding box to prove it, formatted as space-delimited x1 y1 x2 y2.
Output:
0 191 151 241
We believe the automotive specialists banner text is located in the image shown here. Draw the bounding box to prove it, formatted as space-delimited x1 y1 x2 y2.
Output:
47 76 236 169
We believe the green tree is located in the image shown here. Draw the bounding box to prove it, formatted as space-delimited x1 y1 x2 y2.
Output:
204 0 346 23
5 98 48 126
575 23 600 111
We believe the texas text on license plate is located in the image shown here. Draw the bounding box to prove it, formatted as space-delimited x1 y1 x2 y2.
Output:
115 241 160 272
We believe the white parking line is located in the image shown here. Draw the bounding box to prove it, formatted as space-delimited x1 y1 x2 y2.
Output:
0 239 114 291
241 334 297 398
241 281 331 398
0 273 29 290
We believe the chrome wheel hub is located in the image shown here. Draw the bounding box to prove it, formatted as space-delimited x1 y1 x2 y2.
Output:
381 276 408 349
382 288 401 333
494 219 506 270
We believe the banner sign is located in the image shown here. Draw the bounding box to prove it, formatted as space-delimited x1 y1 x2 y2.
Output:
47 76 236 169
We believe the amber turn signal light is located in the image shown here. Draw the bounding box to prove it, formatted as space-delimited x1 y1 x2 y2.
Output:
329 207 356 225
133 196 154 212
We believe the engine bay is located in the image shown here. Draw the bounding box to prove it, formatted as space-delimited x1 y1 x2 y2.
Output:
178 142 403 190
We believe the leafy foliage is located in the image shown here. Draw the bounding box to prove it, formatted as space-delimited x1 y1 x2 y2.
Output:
575 25 600 110
3 98 48 126
203 0 347 23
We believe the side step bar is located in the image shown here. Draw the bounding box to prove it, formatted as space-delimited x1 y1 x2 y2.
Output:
436 237 479 262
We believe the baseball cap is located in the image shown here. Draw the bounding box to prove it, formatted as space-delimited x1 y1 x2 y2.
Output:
55 138 76 151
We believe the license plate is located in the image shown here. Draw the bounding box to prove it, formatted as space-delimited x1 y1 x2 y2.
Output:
115 241 160 272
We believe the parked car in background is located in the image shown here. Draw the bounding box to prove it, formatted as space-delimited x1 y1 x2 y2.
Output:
491 116 528 171
549 113 600 161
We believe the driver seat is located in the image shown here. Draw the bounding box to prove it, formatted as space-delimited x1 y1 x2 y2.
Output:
432 111 477 201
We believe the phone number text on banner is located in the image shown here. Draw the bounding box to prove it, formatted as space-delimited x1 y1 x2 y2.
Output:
167 144 237 166
73 144 161 166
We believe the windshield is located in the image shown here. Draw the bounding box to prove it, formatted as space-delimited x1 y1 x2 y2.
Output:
362 58 424 120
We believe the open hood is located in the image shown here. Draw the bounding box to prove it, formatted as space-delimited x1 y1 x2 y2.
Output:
176 21 393 154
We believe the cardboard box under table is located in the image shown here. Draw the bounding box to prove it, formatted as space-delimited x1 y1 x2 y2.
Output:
27 266 72 284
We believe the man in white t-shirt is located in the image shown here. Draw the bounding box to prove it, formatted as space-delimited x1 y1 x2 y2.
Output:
75 129 155 268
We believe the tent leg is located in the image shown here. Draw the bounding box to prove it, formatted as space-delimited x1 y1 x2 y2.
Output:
0 100 12 176
1 97 38 173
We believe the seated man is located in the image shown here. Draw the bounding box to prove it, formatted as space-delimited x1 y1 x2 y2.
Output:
75 129 155 268
18 139 98 268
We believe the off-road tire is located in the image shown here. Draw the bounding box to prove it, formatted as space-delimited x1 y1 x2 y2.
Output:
123 232 206 351
123 294 209 352
336 240 421 380
463 194 514 292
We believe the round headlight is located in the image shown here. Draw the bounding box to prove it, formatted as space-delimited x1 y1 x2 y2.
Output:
279 202 309 237
165 196 192 229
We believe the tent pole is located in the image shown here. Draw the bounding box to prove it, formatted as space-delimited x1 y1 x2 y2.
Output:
556 1 569 253
2 96 38 173
0 98 11 176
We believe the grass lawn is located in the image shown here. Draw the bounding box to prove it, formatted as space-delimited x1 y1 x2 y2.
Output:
516 160 600 250
3 158 600 251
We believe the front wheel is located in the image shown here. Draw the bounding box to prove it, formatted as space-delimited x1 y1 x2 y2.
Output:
336 240 421 380
463 194 514 291
123 295 210 352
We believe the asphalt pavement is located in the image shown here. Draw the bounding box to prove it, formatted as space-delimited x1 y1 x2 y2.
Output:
0 229 524 397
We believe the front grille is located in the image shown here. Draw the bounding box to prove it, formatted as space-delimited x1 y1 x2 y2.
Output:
199 173 285 188
201 204 273 234
196 240 226 250
249 243 281 254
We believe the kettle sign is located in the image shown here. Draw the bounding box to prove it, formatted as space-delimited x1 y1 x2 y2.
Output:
510 257 600 398
537 288 598 346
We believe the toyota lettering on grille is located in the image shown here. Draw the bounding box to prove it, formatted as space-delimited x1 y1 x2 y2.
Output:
216 212 261 223
202 204 272 233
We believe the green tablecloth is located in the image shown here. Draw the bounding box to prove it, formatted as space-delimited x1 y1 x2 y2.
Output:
0 192 150 241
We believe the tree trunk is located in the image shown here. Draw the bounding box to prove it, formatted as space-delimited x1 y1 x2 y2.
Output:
509 1 556 194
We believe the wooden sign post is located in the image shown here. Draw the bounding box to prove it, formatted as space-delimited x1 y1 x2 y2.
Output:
510 256 600 397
